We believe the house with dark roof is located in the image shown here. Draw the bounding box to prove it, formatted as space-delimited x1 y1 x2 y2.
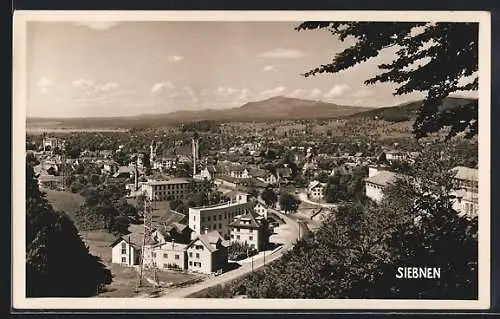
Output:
151 222 193 245
196 165 217 180
228 165 250 179
186 230 230 274
110 235 142 266
38 174 64 190
229 210 268 252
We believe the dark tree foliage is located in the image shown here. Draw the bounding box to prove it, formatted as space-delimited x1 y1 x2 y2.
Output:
261 187 278 207
228 242 258 261
324 168 366 203
279 192 300 214
75 181 136 235
296 22 478 139
26 159 111 297
199 145 477 299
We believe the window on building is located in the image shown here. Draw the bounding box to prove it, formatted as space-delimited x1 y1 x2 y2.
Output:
196 253 200 258
219 215 222 220
249 236 253 241
121 257 126 263
237 228 240 232
236 235 240 240
231 234 234 239
218 223 222 229
163 253 168 259
175 254 180 260
208 216 211 222
193 216 196 221
198 262 202 268
152 252 156 258
201 217 205 222
189 261 192 266
189 252 193 257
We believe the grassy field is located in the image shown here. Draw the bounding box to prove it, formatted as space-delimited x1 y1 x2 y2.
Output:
43 188 85 221
84 230 117 263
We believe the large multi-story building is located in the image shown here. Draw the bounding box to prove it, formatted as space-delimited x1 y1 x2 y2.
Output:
365 165 479 218
140 178 205 201
364 167 399 202
188 193 255 239
229 210 268 251
450 166 478 218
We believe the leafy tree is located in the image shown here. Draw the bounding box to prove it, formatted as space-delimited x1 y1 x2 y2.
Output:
246 186 259 199
64 142 82 159
208 144 477 299
261 187 278 207
113 150 129 166
26 158 111 297
228 242 258 261
296 22 478 139
279 192 300 214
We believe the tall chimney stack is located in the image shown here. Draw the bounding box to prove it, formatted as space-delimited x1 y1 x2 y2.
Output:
134 159 139 191
192 138 199 177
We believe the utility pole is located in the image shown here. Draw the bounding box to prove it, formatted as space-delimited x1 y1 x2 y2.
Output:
263 250 266 266
298 221 301 241
137 198 152 290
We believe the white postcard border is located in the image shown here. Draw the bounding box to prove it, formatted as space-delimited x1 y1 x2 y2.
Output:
12 10 491 310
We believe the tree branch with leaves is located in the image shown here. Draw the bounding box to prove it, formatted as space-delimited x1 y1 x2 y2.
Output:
296 22 478 139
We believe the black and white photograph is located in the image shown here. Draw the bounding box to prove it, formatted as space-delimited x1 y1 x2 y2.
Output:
12 11 491 309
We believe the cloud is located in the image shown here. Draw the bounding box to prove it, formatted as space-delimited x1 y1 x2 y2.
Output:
257 48 306 59
286 89 307 98
72 78 95 88
151 81 176 93
36 77 54 88
263 65 275 72
216 87 238 96
260 86 286 97
324 84 351 99
286 88 322 100
166 55 184 62
351 89 374 98
309 88 323 99
35 78 56 94
95 82 119 92
73 21 120 30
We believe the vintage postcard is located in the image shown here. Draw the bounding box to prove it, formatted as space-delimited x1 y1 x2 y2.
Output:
12 10 491 310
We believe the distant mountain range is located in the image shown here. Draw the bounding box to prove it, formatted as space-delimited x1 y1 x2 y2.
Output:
344 96 477 122
26 96 477 129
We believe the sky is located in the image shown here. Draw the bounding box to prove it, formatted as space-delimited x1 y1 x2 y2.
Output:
26 21 477 118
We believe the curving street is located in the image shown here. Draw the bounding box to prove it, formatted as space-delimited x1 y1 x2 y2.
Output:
159 199 300 298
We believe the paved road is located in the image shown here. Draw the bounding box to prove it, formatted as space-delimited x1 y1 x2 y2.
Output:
159 202 300 298
297 192 338 209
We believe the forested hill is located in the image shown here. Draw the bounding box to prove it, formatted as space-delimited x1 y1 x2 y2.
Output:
345 97 477 123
